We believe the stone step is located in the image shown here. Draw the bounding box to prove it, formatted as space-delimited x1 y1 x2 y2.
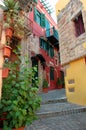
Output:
37 102 86 119
25 112 86 130
41 97 67 105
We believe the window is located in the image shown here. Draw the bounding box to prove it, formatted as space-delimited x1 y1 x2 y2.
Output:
34 8 45 28
37 11 41 25
74 13 85 37
58 52 60 63
49 45 54 57
40 39 48 50
50 67 54 80
40 39 54 57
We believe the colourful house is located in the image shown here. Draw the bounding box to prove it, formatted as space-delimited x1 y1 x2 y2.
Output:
28 0 63 91
0 0 63 98
56 0 86 106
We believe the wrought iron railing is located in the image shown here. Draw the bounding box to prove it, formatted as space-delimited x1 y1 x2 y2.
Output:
46 27 59 40
13 14 33 37
23 14 33 35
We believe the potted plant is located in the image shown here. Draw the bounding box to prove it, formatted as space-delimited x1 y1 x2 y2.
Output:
3 44 12 58
13 16 24 39
56 78 63 89
42 79 48 93
0 48 41 130
2 68 9 78
0 0 24 39
2 58 10 78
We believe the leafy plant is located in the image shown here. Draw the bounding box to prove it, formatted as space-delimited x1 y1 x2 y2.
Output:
0 0 24 38
0 47 41 129
42 79 48 89
56 78 63 86
0 0 20 13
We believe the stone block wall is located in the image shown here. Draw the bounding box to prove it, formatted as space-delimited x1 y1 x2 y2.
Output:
57 0 86 65
29 34 39 54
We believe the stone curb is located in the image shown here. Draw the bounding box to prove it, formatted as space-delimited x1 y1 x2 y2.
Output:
37 107 86 119
41 97 67 105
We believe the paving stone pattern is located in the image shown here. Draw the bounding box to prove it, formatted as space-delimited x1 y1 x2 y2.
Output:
24 89 86 130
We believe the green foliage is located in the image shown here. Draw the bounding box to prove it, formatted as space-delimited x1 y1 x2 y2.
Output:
0 0 24 38
0 47 41 129
42 79 48 88
0 0 20 13
56 78 63 86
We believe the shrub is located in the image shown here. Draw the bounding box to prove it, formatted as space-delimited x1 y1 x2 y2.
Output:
0 47 41 129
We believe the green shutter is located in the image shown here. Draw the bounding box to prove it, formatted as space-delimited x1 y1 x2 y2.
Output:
50 46 52 57
45 42 48 51
51 47 54 57
34 0 38 3
41 13 45 28
48 44 50 54
43 41 47 51
50 67 54 80
40 39 42 48
45 18 50 29
49 46 54 57
34 7 37 22
46 43 49 52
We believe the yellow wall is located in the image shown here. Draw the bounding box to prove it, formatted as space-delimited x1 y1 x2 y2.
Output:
65 58 86 106
55 0 86 15
55 0 70 15
81 0 86 10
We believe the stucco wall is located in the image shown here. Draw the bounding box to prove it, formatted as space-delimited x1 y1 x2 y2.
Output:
65 58 86 106
55 0 70 15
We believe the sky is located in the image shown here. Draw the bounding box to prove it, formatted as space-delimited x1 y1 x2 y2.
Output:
0 0 58 22
46 0 58 22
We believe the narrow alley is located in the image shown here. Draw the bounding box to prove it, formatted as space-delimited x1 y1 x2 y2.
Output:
25 89 86 130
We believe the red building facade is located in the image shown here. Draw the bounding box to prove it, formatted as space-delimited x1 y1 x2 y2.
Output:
28 0 63 91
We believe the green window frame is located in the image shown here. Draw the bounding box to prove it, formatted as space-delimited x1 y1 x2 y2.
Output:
33 0 38 3
40 39 47 50
34 8 45 28
40 39 54 57
49 45 54 57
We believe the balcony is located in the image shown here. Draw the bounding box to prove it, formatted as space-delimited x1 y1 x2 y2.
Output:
12 14 33 38
23 14 33 36
18 0 38 12
46 27 59 48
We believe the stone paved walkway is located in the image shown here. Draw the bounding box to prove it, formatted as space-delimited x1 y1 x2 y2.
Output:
39 89 66 101
26 112 86 130
24 89 86 130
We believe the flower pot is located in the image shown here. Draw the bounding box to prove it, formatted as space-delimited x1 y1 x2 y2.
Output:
0 112 7 121
2 68 9 78
12 126 25 130
43 88 48 93
5 28 13 38
57 85 62 89
3 45 12 58
0 113 7 130
0 127 25 130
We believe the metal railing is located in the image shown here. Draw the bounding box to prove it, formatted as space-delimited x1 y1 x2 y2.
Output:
23 14 33 35
46 27 59 40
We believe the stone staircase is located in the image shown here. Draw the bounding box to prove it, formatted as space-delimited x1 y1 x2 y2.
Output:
37 97 86 119
25 89 86 130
